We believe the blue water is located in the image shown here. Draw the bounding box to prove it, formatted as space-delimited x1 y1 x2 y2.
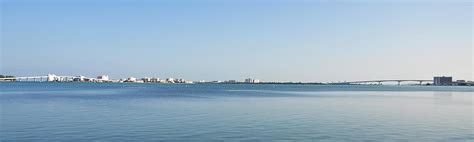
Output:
1 82 473 141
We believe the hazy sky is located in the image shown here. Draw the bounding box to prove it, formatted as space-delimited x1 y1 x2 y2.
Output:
1 0 472 82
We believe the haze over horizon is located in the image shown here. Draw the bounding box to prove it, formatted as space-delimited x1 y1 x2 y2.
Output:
1 0 473 82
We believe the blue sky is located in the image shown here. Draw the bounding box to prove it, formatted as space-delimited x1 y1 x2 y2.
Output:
1 0 472 82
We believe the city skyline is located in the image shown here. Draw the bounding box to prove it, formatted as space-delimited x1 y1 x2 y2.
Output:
4 73 473 86
2 0 473 82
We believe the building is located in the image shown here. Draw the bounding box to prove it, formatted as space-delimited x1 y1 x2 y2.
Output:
253 79 260 83
166 78 175 83
97 75 109 81
150 77 160 82
245 78 253 83
47 74 58 82
142 77 152 82
245 78 260 84
141 77 161 83
468 81 474 86
74 76 86 82
455 80 468 86
126 77 137 82
225 80 237 83
83 78 97 82
159 79 167 83
434 76 452 86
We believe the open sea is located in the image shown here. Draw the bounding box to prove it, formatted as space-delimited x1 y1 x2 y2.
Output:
0 82 473 141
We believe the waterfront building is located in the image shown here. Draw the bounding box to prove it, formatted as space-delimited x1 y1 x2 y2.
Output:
245 78 261 83
468 81 474 86
83 78 97 82
97 75 109 81
455 80 468 86
253 79 260 83
142 77 152 82
150 77 160 82
434 76 452 86
74 76 86 82
47 74 58 82
126 77 137 82
245 78 253 83
166 78 175 83
140 77 161 83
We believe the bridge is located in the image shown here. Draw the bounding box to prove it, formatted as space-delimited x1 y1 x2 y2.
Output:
0 78 16 81
15 75 78 82
2 74 106 82
336 80 433 85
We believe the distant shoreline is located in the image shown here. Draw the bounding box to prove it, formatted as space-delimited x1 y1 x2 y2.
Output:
1 81 473 86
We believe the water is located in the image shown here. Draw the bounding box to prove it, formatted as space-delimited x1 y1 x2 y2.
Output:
1 82 473 141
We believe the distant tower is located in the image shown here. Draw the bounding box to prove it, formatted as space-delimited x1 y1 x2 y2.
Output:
245 78 260 83
434 76 452 86
245 78 253 83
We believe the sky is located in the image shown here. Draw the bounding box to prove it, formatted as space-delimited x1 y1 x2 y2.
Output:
1 0 473 82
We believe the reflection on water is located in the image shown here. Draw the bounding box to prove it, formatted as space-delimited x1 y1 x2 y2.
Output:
0 83 473 141
433 91 453 98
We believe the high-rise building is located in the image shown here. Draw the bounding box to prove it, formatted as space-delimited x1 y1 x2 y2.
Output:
150 77 160 82
245 78 261 83
142 77 152 82
166 78 175 83
434 76 452 86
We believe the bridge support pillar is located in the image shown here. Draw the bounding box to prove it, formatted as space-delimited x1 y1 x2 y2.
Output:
398 81 401 86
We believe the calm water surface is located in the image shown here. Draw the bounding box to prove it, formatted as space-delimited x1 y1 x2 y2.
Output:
1 82 473 141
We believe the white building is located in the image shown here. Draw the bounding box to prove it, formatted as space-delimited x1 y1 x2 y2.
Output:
142 77 152 82
47 74 57 82
127 77 137 82
97 75 109 81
